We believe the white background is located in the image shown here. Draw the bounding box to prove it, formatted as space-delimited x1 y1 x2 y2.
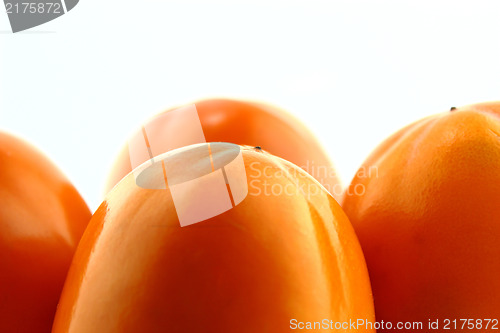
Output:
1 0 500 210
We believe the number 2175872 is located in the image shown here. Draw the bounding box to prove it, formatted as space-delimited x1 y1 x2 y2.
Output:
5 2 62 14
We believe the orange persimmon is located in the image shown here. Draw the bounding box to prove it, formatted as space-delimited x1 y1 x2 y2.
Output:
54 143 374 333
104 99 342 200
0 132 90 332
342 102 500 330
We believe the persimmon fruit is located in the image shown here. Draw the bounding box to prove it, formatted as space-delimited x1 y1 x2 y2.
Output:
0 132 90 332
104 99 342 200
342 102 500 330
53 143 374 333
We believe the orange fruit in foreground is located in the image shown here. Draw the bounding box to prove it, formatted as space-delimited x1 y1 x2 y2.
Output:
0 132 90 332
104 99 341 200
54 143 374 333
342 102 500 330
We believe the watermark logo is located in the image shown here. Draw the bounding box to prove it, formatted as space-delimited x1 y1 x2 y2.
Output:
247 161 378 200
126 104 376 227
128 105 248 227
4 0 79 33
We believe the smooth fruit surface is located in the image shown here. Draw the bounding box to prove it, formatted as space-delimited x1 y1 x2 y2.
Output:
342 102 500 330
104 99 341 199
0 132 91 332
54 144 374 333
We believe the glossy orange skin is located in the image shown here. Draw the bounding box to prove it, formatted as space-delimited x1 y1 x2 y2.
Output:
104 99 341 200
54 145 374 333
342 102 500 330
0 132 91 332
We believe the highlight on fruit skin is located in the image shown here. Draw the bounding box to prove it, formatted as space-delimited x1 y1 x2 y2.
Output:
104 98 343 201
342 101 500 331
53 143 375 333
0 132 91 333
